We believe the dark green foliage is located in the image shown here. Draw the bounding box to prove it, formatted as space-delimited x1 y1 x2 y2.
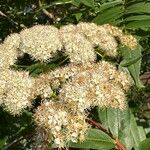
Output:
139 138 150 150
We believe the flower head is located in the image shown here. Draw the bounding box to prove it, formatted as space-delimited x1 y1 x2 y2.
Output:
0 23 136 148
0 34 20 69
19 25 62 61
60 31 96 64
58 61 130 112
77 22 118 57
34 101 89 148
103 24 137 49
0 69 35 115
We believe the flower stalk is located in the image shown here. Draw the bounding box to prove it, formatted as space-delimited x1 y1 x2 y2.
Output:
86 117 126 150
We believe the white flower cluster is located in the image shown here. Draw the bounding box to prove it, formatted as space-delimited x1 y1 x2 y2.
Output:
33 74 53 98
0 22 136 148
0 34 20 68
34 101 88 148
0 69 55 115
0 69 35 115
60 31 96 63
19 25 62 61
58 61 131 112
33 60 133 148
103 24 137 49
0 22 137 66
77 23 118 57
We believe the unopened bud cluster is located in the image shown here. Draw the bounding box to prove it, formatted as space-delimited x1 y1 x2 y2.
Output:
0 22 136 148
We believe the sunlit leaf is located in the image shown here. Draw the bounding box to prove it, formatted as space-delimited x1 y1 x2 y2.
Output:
98 0 123 12
119 45 144 88
69 129 115 149
126 2 150 14
125 20 150 29
93 6 123 24
98 108 147 150
120 55 141 67
125 15 150 21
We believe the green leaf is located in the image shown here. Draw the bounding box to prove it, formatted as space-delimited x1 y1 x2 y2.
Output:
74 13 82 21
126 2 150 14
120 55 141 67
138 127 146 142
98 0 123 12
145 127 150 135
74 0 95 8
130 113 141 149
26 62 59 76
98 108 146 150
119 45 144 88
0 138 6 149
97 108 130 138
41 0 73 9
121 133 134 150
125 20 150 29
72 0 81 6
69 129 115 149
120 113 146 150
93 6 123 25
139 138 150 150
125 15 150 22
98 108 133 150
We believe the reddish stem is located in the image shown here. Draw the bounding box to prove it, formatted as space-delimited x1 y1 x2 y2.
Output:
86 117 126 150
86 117 109 134
115 139 126 150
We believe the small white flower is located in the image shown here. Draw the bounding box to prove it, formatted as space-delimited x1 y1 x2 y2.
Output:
54 138 61 145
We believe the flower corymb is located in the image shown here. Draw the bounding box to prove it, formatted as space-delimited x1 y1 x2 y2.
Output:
0 22 136 148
